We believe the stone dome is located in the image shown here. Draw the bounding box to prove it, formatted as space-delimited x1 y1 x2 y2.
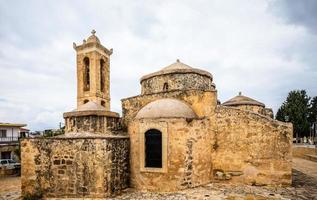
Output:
86 29 100 44
135 99 197 119
140 60 215 95
140 59 212 82
74 101 105 111
222 92 265 107
161 59 193 71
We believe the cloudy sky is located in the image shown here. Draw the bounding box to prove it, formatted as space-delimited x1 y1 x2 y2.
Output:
0 0 316 131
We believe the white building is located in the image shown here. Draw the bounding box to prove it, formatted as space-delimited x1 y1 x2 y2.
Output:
0 123 28 160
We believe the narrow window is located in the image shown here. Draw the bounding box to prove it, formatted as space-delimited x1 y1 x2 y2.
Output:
0 130 7 138
83 99 89 104
101 100 105 107
83 57 90 91
145 129 162 168
100 59 105 92
163 82 168 91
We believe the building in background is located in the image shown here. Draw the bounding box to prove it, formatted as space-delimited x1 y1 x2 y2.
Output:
0 123 28 161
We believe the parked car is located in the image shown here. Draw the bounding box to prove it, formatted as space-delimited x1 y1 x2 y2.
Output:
0 159 21 170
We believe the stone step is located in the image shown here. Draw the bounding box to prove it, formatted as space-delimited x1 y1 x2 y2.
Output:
305 154 317 162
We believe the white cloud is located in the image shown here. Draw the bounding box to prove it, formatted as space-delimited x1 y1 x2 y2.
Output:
0 0 316 130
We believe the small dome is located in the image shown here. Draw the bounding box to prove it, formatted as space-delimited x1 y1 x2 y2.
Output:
136 99 197 119
140 59 212 82
74 101 105 111
222 92 265 107
86 29 100 44
161 59 192 71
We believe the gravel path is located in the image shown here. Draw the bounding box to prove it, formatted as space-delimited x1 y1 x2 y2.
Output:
0 176 21 200
292 157 317 179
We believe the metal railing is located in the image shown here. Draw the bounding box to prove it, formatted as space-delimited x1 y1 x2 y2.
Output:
0 137 20 143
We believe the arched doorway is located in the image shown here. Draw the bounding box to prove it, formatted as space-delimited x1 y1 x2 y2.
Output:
145 129 162 168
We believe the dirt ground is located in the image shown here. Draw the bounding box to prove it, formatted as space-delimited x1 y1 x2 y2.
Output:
1 158 316 200
292 157 317 179
0 176 20 200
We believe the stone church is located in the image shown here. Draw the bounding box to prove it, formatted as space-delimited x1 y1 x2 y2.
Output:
21 31 293 198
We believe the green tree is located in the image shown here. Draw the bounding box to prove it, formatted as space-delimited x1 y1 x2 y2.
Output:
276 90 310 138
276 103 286 121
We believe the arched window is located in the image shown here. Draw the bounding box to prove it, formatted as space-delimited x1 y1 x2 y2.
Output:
101 100 105 107
100 59 105 92
145 129 162 168
83 99 89 104
83 57 90 91
163 82 168 91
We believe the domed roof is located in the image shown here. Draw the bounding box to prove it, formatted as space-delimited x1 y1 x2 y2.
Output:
135 99 197 119
222 92 265 107
161 59 193 71
73 101 105 112
86 30 100 44
140 59 212 82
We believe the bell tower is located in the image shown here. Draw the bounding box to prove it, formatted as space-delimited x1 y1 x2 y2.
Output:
73 30 113 110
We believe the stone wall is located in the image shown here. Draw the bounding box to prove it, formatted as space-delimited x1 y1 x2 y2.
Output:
293 146 317 159
234 105 264 115
223 105 273 118
21 136 129 198
141 73 215 95
0 166 18 177
64 115 122 134
212 106 293 186
122 90 217 127
264 108 274 118
129 118 213 191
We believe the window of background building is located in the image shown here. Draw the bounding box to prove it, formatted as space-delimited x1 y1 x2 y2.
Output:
0 130 7 138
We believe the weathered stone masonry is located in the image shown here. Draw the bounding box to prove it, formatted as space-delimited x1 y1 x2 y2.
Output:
21 31 130 199
124 58 293 191
141 73 215 95
63 111 122 134
212 106 292 185
21 137 129 198
21 31 293 198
